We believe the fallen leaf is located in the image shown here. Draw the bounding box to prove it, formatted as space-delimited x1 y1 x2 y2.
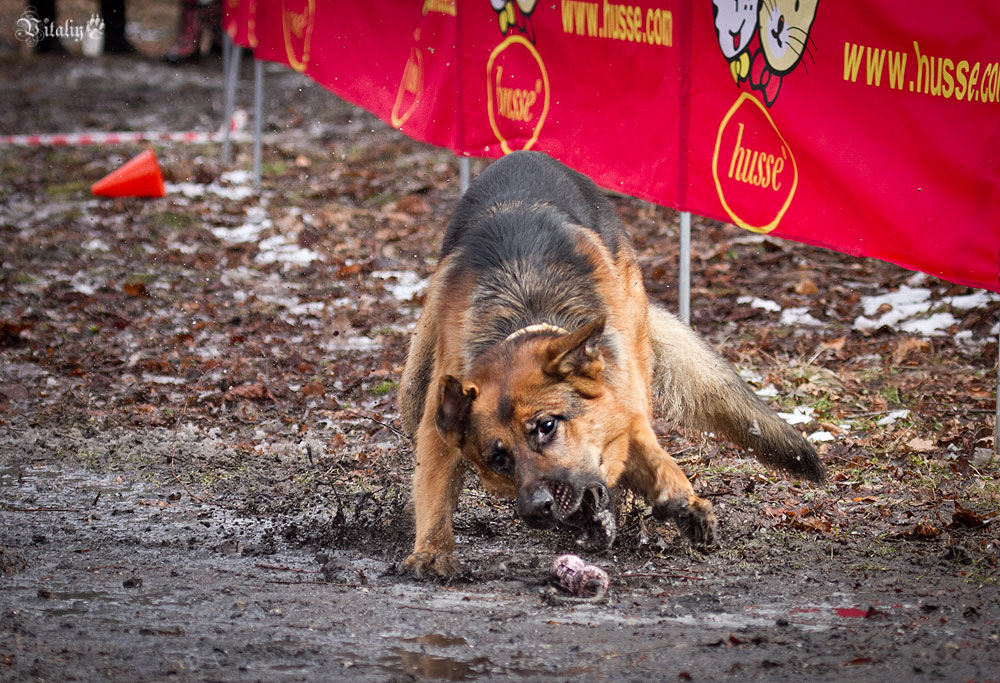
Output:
0 320 30 347
795 278 819 295
337 263 363 279
906 437 936 453
893 337 930 364
122 282 148 297
950 503 986 529
820 336 846 352
820 422 847 436
301 379 325 397
791 516 833 533
224 383 274 402
907 522 941 539
395 194 430 215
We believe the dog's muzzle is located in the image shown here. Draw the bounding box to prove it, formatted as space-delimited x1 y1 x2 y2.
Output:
517 480 616 551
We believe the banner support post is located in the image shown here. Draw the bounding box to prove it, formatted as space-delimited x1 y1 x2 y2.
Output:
679 211 691 325
222 32 231 86
995 323 999 454
253 58 263 189
459 157 470 195
222 41 243 165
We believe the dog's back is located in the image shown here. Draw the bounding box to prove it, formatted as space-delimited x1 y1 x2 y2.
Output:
441 151 625 261
437 152 628 364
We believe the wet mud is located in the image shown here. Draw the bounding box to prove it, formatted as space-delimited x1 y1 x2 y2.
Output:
3 445 998 682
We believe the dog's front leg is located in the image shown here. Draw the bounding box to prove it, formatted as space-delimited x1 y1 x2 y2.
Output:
404 426 464 578
625 421 717 547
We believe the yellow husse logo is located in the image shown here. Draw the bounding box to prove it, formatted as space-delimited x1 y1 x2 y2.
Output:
281 0 314 73
391 44 424 129
712 93 797 233
486 35 549 154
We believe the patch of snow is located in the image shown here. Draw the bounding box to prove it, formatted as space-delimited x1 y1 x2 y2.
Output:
168 241 199 254
807 431 835 443
737 296 781 312
83 238 110 252
70 273 97 295
212 206 272 243
755 384 779 398
255 235 322 266
220 169 252 185
899 312 957 336
877 409 910 426
781 307 823 326
852 285 997 335
167 181 254 201
321 335 382 352
143 375 187 385
287 301 325 316
372 270 428 302
946 291 996 310
778 406 815 425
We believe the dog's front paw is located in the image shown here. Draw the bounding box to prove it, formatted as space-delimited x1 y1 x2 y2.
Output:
653 495 717 548
404 551 462 579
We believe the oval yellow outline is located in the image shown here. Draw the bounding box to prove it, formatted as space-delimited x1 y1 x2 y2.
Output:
391 47 424 130
486 35 550 155
711 92 798 234
282 0 314 73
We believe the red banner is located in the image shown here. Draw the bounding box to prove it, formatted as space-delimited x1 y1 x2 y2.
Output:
225 1 1000 292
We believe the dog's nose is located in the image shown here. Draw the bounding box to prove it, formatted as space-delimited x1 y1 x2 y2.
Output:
518 486 556 528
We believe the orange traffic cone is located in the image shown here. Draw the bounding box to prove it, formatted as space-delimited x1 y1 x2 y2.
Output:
91 149 166 198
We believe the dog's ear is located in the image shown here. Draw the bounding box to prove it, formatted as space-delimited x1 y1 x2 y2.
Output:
436 375 478 447
544 318 606 394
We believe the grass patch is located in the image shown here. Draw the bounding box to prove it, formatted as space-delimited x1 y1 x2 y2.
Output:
45 181 90 199
369 380 397 397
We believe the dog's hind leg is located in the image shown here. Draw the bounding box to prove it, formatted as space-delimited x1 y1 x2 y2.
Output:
623 420 717 547
646 303 826 483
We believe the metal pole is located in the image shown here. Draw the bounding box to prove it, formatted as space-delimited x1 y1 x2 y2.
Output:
222 32 231 85
679 211 691 325
459 157 470 195
222 43 243 165
253 58 263 190
995 321 999 454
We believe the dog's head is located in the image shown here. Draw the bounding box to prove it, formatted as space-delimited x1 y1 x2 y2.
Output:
435 317 619 550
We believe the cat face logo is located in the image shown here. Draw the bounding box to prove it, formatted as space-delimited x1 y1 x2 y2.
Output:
713 0 757 82
711 0 818 106
490 0 538 43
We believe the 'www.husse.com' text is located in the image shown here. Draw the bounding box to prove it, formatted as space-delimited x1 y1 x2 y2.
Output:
844 41 999 104
560 0 672 47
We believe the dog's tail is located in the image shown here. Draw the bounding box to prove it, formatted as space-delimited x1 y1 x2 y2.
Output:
646 303 826 483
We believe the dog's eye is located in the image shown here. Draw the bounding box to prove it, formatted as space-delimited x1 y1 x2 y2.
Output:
486 441 514 476
533 417 559 446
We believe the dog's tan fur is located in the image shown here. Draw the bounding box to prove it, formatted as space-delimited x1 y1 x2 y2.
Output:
399 152 824 577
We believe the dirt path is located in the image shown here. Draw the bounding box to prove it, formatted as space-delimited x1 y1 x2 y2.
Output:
1 21 999 682
2 453 997 682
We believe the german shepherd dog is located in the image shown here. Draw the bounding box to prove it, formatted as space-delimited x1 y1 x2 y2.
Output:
399 151 825 577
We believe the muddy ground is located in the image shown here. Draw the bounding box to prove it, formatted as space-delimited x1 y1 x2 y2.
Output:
1 7 999 681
